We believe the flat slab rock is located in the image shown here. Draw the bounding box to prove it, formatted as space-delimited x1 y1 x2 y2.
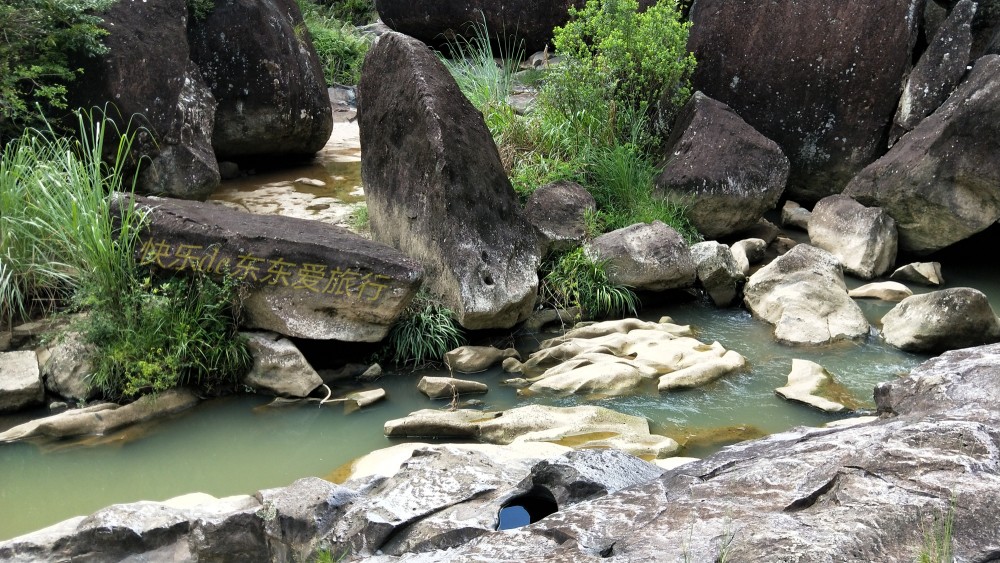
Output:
383 403 680 460
505 318 745 396
775 359 863 413
125 195 423 342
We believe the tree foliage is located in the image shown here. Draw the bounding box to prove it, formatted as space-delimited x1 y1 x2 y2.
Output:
0 0 113 142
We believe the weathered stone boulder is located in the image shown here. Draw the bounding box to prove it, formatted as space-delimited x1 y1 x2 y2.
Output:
654 91 789 238
359 32 539 330
37 331 97 402
72 0 219 200
690 241 745 306
849 281 913 302
384 404 680 460
807 194 898 279
729 237 767 276
891 0 976 142
0 389 199 443
881 287 1000 353
242 332 323 398
188 0 333 160
0 351 43 413
775 359 863 412
780 200 811 231
416 344 1000 562
417 376 488 399
374 0 582 53
744 244 870 345
128 195 423 341
585 222 696 291
687 0 921 201
444 346 519 373
844 55 1000 255
255 477 357 561
503 318 745 396
890 261 945 286
522 181 595 256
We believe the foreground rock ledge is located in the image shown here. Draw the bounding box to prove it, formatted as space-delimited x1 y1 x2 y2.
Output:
125 195 424 342
5 345 1000 560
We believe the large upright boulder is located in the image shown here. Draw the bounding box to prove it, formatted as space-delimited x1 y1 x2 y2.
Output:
359 32 540 329
128 195 423 342
744 244 870 345
891 0 976 142
844 55 1000 255
374 0 582 53
807 194 898 279
655 92 789 238
73 0 219 200
188 0 333 160
687 0 921 202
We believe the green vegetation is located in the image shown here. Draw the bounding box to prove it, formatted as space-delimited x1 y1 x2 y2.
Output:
188 0 215 21
1 111 250 400
85 274 251 401
0 0 113 143
918 501 955 563
321 0 376 27
298 0 373 85
539 248 637 320
385 291 465 368
441 0 699 244
348 202 369 232
1 111 142 325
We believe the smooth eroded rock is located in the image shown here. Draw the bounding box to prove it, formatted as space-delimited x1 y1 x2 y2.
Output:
444 346 519 374
690 241 745 306
807 194 898 279
417 376 489 399
890 261 945 286
243 332 322 398
775 359 863 412
0 351 43 413
585 222 696 291
849 281 913 302
881 287 1000 353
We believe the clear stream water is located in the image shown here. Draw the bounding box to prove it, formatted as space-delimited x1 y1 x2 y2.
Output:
2 154 999 541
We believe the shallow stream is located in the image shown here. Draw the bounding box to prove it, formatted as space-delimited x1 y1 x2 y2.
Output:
2 135 999 541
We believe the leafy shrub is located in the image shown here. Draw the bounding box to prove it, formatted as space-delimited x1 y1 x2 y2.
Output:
551 0 696 134
188 0 215 21
298 0 372 85
0 110 144 325
84 275 252 400
0 0 113 142
322 0 376 26
386 291 464 368
539 247 637 319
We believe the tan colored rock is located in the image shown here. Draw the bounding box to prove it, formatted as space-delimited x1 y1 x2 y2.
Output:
417 376 488 399
243 332 322 398
0 350 44 413
775 359 862 413
848 281 913 302
443 346 519 374
658 349 747 391
0 389 199 442
384 404 679 459
890 262 944 286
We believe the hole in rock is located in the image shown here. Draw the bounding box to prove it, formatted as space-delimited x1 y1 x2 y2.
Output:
497 486 558 530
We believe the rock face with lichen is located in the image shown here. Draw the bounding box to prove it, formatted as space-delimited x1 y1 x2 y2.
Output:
687 0 921 201
359 32 539 330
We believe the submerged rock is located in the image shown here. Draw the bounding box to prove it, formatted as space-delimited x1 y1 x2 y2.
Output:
775 359 863 413
359 32 539 330
881 287 1000 352
127 195 423 342
744 244 870 345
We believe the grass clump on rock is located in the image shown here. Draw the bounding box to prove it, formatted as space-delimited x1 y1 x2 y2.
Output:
298 0 374 85
385 291 465 369
539 247 637 320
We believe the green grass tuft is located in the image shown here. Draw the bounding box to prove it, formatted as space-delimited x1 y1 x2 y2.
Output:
386 291 465 369
539 247 637 320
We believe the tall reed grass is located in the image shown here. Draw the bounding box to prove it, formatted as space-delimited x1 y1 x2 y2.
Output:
0 110 144 326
